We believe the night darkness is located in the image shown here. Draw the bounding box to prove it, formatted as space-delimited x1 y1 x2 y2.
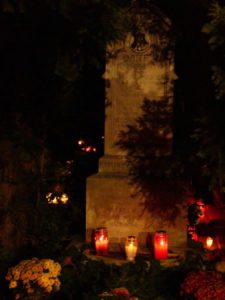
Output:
0 4 105 163
0 1 214 163
1 2 225 299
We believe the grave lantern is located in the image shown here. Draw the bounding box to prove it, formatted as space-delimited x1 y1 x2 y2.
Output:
154 231 168 260
125 236 138 261
95 227 109 256
187 225 198 241
60 193 69 204
206 236 214 249
46 183 69 205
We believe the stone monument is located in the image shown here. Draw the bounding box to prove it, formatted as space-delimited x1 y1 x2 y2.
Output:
86 27 187 254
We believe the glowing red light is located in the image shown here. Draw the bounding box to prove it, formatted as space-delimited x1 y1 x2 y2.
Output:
82 146 97 152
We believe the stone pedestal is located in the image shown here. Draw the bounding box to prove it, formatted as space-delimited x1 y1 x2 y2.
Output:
86 31 186 254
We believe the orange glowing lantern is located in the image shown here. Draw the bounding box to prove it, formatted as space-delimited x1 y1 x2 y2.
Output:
154 231 168 260
46 192 69 205
60 193 69 204
125 236 138 261
46 183 69 205
95 227 109 256
205 236 213 249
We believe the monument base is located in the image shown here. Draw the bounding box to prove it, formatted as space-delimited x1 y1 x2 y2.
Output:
86 155 187 255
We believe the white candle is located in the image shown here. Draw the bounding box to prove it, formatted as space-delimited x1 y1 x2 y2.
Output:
206 236 213 249
125 236 138 261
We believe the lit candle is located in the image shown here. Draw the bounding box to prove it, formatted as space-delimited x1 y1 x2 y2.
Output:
51 197 58 204
60 193 69 204
206 236 213 249
125 236 138 261
154 231 168 260
95 227 109 256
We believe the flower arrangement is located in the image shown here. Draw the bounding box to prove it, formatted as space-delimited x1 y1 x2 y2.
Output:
98 287 138 299
5 257 61 299
180 270 225 300
112 287 130 297
215 261 225 273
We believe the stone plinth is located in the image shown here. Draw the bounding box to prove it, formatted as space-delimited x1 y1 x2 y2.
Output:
86 252 182 268
86 30 186 254
86 170 186 253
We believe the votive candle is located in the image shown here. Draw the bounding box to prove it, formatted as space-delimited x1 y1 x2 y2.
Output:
125 236 138 261
95 227 109 256
154 231 168 260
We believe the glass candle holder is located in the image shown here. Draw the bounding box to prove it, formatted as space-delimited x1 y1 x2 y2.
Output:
205 236 213 250
95 227 109 256
125 236 138 261
187 225 198 241
153 231 168 260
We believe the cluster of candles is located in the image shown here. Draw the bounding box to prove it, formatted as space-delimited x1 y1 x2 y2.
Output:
187 225 215 250
187 200 216 250
46 192 69 205
94 227 169 260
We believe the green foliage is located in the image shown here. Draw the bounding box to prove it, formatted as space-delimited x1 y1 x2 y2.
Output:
26 201 79 258
57 248 189 300
0 248 17 300
192 101 225 188
2 245 221 300
192 2 225 187
202 2 225 100
117 98 188 221
55 0 131 81
118 98 173 159
187 203 202 226
202 2 225 50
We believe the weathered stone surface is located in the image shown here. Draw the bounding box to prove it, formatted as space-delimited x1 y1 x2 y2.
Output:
103 33 174 156
86 172 187 253
86 30 186 254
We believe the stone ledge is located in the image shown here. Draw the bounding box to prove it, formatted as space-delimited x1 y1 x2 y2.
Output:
86 251 181 268
98 155 128 173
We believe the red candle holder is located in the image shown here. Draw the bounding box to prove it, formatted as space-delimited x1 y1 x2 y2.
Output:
154 231 168 260
187 225 198 241
95 227 109 256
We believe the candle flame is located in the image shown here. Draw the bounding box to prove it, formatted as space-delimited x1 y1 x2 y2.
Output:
160 239 164 246
52 197 58 204
206 236 213 249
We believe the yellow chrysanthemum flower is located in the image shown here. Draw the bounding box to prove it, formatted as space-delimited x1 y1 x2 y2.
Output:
9 280 17 289
30 273 38 281
54 279 61 290
26 288 34 294
215 261 225 273
5 274 12 281
6 257 61 297
45 285 53 293
22 278 29 284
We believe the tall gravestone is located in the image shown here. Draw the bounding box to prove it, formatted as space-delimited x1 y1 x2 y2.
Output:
86 29 187 254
